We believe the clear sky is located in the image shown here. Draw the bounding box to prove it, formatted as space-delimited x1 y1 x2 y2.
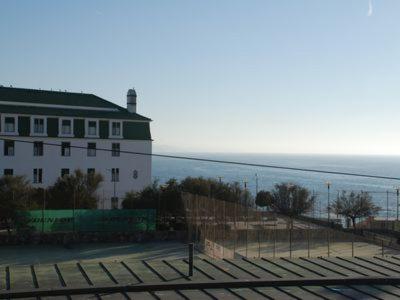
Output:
1 0 400 155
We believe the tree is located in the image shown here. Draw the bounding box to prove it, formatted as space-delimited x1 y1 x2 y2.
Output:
255 190 273 208
269 183 315 217
161 179 184 215
332 191 380 228
121 191 142 209
0 175 32 220
122 181 159 209
47 169 103 209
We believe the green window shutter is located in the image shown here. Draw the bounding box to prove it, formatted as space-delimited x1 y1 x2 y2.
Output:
99 120 109 139
18 116 30 136
123 122 151 140
47 118 58 137
74 119 85 138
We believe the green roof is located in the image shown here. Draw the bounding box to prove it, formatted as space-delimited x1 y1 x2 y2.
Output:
0 86 151 121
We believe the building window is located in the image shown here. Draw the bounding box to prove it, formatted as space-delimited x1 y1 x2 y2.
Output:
61 119 72 135
110 121 122 137
61 142 71 156
111 168 119 182
33 118 45 134
112 143 120 156
33 168 43 184
111 197 119 209
4 140 14 156
87 142 96 156
4 169 13 176
4 117 16 133
85 120 98 137
133 170 138 179
61 168 69 177
87 168 95 175
33 141 43 156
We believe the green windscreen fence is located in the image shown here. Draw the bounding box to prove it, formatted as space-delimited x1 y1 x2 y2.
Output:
16 209 156 233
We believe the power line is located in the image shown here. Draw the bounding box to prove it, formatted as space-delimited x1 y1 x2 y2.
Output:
1 137 400 181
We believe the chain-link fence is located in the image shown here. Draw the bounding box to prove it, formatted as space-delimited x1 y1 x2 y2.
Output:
183 192 400 258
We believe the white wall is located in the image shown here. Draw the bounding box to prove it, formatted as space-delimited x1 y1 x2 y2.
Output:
0 137 152 209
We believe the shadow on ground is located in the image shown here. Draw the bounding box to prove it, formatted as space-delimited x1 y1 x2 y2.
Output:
0 241 188 266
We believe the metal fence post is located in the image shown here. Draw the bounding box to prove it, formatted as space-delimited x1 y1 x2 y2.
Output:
386 191 389 232
327 229 330 257
245 191 249 258
307 226 310 258
223 199 226 258
289 220 292 259
273 218 277 259
42 189 46 233
233 201 237 256
188 243 194 276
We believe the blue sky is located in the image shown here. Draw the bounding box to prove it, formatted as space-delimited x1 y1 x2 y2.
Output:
1 0 400 155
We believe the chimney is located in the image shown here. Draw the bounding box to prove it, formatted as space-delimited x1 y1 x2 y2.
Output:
127 88 137 113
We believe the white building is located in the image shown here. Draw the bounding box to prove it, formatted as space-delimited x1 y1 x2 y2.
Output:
0 86 152 209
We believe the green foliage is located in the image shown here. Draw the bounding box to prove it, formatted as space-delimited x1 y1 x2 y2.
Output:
0 175 32 219
332 191 380 228
47 169 103 209
268 183 315 217
122 176 253 215
255 190 272 207
122 181 159 209
180 177 251 205
161 179 183 215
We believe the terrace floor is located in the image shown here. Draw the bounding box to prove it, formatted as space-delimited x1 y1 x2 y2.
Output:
1 243 400 299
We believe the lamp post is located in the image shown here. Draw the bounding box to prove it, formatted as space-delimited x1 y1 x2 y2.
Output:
326 181 331 224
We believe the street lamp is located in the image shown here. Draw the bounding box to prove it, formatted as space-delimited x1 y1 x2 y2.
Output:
326 181 331 224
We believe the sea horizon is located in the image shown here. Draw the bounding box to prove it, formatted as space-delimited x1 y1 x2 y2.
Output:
152 152 400 218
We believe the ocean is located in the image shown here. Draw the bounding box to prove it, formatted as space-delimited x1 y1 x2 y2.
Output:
152 153 400 218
